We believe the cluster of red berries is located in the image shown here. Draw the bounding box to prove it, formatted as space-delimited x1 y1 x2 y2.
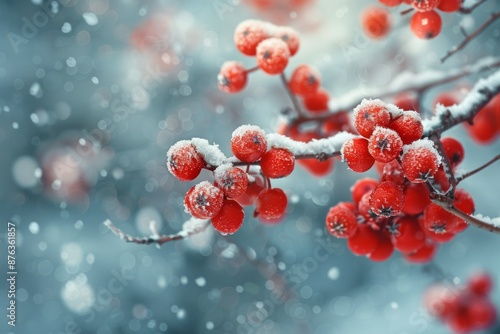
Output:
218 20 300 93
326 99 475 262
166 125 294 234
424 272 497 333
288 64 333 114
369 0 463 40
434 91 500 145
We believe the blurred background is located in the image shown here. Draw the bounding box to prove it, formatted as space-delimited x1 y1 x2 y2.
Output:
0 0 499 333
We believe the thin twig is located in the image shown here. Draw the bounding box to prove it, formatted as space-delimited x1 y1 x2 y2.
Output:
400 8 414 15
459 0 489 14
441 12 500 63
456 154 500 182
104 219 211 245
280 72 306 117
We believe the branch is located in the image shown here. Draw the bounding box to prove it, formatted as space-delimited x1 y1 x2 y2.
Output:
423 69 500 136
104 218 211 246
441 12 500 63
459 0 488 14
328 56 500 112
456 154 500 182
280 72 306 117
430 193 500 233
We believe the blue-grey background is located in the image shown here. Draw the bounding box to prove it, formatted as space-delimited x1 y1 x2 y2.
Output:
0 0 499 333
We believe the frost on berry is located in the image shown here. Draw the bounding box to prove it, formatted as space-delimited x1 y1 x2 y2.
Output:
231 125 267 162
211 199 245 235
191 138 227 167
341 137 375 172
167 140 205 181
184 181 224 219
273 25 300 56
369 181 404 217
368 126 403 163
289 64 321 96
217 61 247 93
260 148 295 178
255 188 288 222
326 204 358 238
256 37 290 75
402 139 441 183
233 19 272 56
411 0 440 11
353 99 393 137
214 164 249 198
388 110 423 144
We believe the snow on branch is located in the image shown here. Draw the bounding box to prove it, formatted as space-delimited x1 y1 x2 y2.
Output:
104 218 211 246
423 69 500 136
328 56 500 112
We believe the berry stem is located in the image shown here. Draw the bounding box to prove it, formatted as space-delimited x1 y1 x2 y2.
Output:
280 72 306 118
456 154 500 183
246 66 260 73
400 8 414 15
429 193 500 233
459 0 489 14
441 12 500 63
104 219 211 245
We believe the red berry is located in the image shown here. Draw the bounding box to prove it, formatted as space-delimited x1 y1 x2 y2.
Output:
423 203 458 234
233 20 271 56
347 224 380 256
303 88 330 113
388 111 423 144
394 93 420 113
454 188 474 215
410 10 442 39
273 25 300 56
289 64 321 96
231 125 268 163
368 232 394 262
326 204 358 238
351 178 379 204
380 160 406 185
167 140 205 181
388 217 426 253
378 0 403 6
361 6 391 39
448 311 475 334
368 127 403 163
214 166 248 198
217 61 247 93
434 166 451 192
211 199 245 235
412 0 440 11
464 107 498 144
255 188 288 222
424 284 459 319
298 158 334 177
402 182 430 215
437 0 462 12
425 228 455 243
341 137 375 172
468 272 493 296
256 38 290 75
401 140 441 183
260 148 295 178
441 137 464 168
468 298 497 330
353 99 392 138
369 181 404 217
404 240 437 263
233 177 265 207
184 181 224 219
358 191 376 221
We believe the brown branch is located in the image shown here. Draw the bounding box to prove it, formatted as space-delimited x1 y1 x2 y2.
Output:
423 69 500 136
459 0 489 14
456 154 500 182
430 193 500 233
441 12 500 63
104 219 211 245
400 8 414 15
